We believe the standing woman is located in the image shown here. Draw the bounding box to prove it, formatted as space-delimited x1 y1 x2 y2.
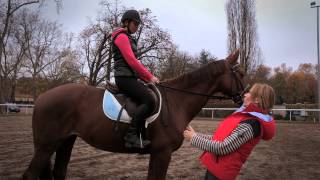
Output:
111 10 159 148
184 83 276 180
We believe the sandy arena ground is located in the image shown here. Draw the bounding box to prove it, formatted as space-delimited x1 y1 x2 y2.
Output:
0 115 320 180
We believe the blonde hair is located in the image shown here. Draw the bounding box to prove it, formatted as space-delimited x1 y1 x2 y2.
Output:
249 83 275 112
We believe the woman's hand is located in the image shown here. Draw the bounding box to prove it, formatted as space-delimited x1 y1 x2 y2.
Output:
150 76 160 84
183 125 196 141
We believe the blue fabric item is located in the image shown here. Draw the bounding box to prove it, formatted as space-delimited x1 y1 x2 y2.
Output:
235 104 272 122
103 90 121 120
235 105 246 113
245 112 272 122
101 85 162 126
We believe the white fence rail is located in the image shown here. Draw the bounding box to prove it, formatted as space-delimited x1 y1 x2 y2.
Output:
1 104 320 123
0 104 34 114
202 108 320 123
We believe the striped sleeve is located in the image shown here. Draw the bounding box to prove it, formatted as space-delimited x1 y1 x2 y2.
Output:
190 123 254 156
196 133 212 139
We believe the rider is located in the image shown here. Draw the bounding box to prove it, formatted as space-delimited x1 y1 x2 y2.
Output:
111 9 159 148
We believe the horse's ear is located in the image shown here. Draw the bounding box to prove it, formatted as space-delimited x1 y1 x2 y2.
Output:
226 49 240 64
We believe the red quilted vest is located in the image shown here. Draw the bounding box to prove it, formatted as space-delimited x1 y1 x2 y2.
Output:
200 103 276 180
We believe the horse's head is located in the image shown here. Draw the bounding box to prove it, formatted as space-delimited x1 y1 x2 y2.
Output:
217 50 248 105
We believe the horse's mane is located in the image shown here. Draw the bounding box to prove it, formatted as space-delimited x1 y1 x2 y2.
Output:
162 60 227 86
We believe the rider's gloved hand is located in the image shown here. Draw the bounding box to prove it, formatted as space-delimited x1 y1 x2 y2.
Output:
150 76 160 84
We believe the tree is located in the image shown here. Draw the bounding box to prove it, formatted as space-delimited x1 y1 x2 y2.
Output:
158 47 196 80
198 49 217 66
0 0 41 63
79 0 173 86
0 0 62 109
79 22 113 86
286 71 304 103
225 0 261 73
0 0 40 106
248 64 271 84
45 34 82 88
2 12 27 103
21 10 67 100
270 63 292 104
133 8 172 75
274 63 317 104
296 63 317 103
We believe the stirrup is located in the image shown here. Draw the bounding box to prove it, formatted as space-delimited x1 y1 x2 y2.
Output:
124 134 150 148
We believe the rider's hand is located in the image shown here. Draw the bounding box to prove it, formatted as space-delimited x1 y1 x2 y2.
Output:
150 76 160 84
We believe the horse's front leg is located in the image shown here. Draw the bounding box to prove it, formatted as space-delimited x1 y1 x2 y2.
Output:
147 149 172 180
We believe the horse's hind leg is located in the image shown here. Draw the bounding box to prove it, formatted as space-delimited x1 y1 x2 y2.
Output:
23 145 56 180
53 135 77 180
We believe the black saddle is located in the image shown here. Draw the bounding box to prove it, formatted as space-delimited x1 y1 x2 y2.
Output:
105 81 160 117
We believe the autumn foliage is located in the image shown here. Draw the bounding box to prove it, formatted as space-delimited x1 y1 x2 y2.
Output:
248 63 318 104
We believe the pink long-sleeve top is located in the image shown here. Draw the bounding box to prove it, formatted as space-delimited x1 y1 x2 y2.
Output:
112 28 153 82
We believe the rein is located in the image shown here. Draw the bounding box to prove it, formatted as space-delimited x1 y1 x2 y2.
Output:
157 84 232 100
156 61 249 103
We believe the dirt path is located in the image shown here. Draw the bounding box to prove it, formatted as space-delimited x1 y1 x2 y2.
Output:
0 116 319 180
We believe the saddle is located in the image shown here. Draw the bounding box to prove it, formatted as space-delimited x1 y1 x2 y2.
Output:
106 81 120 94
103 81 162 128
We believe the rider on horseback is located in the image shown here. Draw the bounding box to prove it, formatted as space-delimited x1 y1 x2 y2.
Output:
111 10 159 148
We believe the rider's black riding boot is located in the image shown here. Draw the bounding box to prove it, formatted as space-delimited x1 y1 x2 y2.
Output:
124 119 150 148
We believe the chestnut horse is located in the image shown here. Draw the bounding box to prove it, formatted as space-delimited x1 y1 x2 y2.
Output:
23 51 245 180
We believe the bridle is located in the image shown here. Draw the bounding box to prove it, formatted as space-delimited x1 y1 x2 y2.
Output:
157 61 249 105
228 63 249 105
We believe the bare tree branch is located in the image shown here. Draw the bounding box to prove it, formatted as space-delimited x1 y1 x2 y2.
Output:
226 0 261 74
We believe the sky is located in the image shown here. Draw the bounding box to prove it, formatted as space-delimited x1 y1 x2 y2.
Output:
37 0 319 70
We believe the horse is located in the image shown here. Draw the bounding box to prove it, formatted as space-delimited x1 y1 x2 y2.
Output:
22 50 245 180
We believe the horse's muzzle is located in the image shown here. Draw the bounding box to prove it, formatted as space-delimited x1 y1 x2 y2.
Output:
232 84 251 105
232 94 243 105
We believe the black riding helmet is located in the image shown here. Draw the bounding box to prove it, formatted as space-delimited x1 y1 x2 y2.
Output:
121 10 142 24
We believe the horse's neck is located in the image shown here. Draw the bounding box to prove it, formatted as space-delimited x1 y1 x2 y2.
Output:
163 62 225 129
176 83 213 119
